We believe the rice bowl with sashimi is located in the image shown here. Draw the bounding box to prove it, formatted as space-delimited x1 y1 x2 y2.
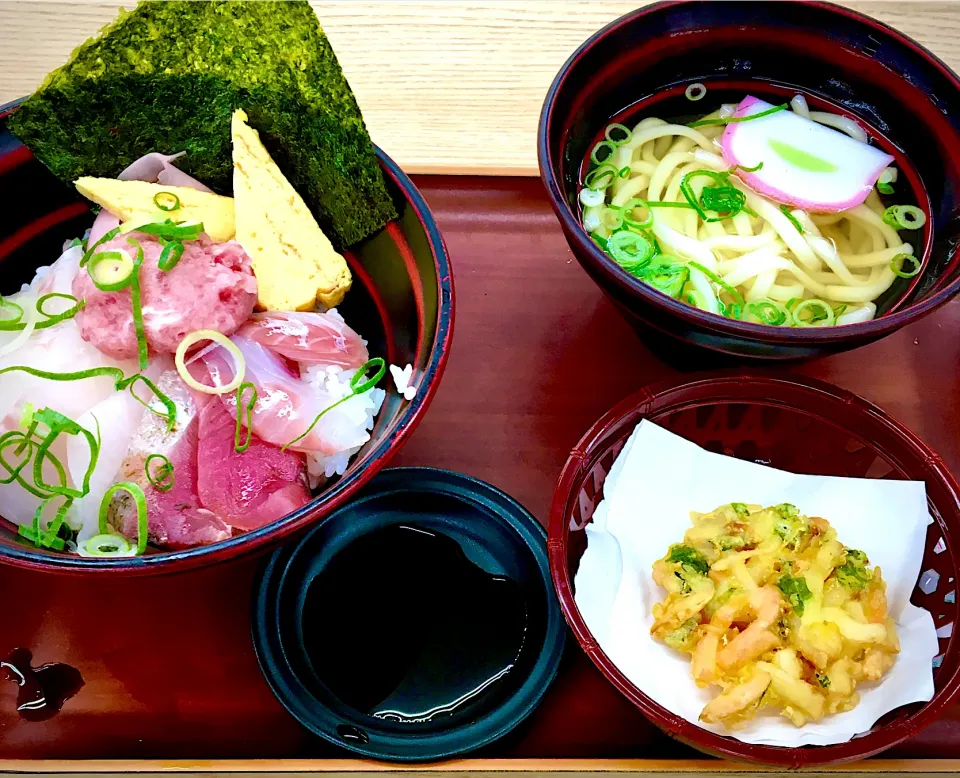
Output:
0 0 453 568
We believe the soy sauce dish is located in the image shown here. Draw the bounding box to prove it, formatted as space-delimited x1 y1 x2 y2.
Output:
252 468 565 761
538 0 960 360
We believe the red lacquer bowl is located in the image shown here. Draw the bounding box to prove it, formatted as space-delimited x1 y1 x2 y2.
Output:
0 101 454 575
538 1 960 361
548 373 960 766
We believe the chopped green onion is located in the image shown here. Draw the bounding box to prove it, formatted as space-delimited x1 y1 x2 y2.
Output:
153 192 182 212
639 257 689 299
719 300 742 319
283 358 386 451
126 238 148 370
688 261 745 307
792 298 836 327
584 164 617 190
132 220 204 241
234 382 258 454
680 170 747 222
689 103 787 128
125 374 178 433
35 293 84 329
83 533 133 557
99 481 149 555
607 230 655 272
780 205 804 233
80 227 120 268
89 250 135 291
0 364 177 434
618 165 631 179
30 407 99 500
882 205 926 231
41 496 74 548
621 199 654 229
0 294 85 332
590 140 617 166
732 161 764 173
833 304 848 319
68 238 84 249
605 123 632 145
646 201 697 209
579 188 606 207
785 297 800 310
145 453 175 492
685 83 707 102
891 253 921 278
157 239 185 272
599 207 624 231
877 168 897 195
745 300 789 326
0 297 24 328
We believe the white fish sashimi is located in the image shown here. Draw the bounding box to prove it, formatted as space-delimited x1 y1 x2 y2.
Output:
721 96 894 213
0 244 137 534
0 245 137 424
68 388 150 541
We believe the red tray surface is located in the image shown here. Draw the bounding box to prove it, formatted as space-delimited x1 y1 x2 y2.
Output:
3 176 960 760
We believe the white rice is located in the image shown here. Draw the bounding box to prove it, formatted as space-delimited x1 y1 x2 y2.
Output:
300 364 386 488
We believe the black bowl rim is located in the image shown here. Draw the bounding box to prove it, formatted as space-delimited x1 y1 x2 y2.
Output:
0 102 455 574
537 0 960 346
251 466 567 762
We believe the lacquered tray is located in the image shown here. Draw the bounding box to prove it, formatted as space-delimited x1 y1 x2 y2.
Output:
2 176 960 772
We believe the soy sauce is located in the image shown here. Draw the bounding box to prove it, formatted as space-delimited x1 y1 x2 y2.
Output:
1 648 83 721
301 524 528 724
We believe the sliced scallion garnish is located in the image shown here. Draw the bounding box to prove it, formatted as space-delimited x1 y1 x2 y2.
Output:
779 205 804 234
689 103 787 128
282 358 386 451
891 253 921 278
792 298 836 327
153 192 182 212
882 205 926 231
158 240 185 272
234 382 258 454
99 481 149 555
145 453 175 492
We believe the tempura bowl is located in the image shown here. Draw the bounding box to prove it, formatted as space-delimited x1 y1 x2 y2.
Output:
548 373 960 766
0 100 454 575
538 0 960 361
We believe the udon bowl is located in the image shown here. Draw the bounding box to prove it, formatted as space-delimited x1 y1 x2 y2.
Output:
538 0 960 361
0 100 454 575
548 373 960 766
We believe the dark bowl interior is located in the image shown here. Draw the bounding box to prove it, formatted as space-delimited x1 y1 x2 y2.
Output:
538 0 960 361
253 467 565 762
549 373 960 766
0 102 454 575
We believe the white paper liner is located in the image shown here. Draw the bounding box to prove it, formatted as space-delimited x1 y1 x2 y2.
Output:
574 420 939 746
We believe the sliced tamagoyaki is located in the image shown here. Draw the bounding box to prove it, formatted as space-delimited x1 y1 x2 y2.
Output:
231 109 351 311
74 177 235 241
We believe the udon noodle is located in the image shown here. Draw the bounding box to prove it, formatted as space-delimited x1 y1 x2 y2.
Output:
579 93 926 327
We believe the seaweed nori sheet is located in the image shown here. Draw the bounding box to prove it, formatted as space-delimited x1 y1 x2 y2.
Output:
7 1 397 249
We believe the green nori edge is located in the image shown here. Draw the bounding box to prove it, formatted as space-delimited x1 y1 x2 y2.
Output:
6 0 396 249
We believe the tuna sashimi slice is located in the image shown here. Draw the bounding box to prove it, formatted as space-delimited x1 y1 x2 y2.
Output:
720 96 894 213
237 310 369 368
197 397 311 531
109 368 230 549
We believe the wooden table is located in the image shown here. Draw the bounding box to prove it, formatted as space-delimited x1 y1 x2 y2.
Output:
2 1 960 176
2 175 960 766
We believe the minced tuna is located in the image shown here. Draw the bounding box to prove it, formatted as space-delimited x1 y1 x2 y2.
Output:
73 233 258 360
